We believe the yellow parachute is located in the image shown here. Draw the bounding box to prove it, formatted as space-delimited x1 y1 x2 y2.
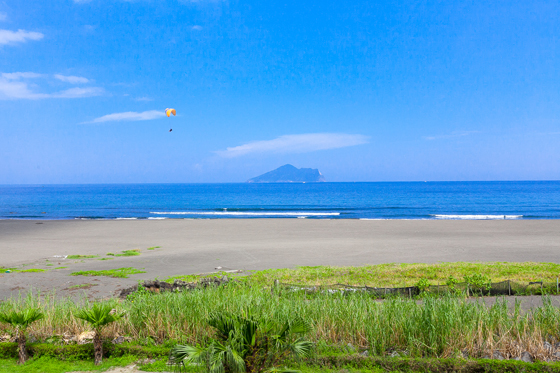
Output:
165 108 176 117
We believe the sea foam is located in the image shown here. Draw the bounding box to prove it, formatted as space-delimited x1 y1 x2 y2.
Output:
432 214 522 220
150 211 340 216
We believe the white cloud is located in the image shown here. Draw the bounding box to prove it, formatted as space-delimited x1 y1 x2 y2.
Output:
217 133 370 158
0 29 43 45
1 72 43 80
86 110 166 123
54 74 90 84
0 78 48 99
191 25 203 30
0 72 103 100
53 87 103 98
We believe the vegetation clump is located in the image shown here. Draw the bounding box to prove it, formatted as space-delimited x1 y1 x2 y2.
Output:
68 284 97 290
74 303 124 365
464 273 492 295
115 250 141 257
4 262 560 369
66 255 98 259
0 308 44 364
70 267 146 278
170 311 312 372
2 285 560 363
230 262 560 288
3 268 46 273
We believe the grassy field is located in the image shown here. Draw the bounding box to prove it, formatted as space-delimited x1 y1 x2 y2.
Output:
2 262 560 371
167 262 560 288
3 355 560 373
0 356 138 373
1 284 560 361
5 262 557 286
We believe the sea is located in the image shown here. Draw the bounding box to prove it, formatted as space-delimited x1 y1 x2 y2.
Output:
0 181 559 220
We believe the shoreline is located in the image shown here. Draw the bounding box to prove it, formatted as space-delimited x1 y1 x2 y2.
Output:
1 219 560 300
0 216 548 220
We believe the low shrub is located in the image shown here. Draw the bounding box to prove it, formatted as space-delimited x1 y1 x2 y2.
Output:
312 355 560 373
0 342 169 361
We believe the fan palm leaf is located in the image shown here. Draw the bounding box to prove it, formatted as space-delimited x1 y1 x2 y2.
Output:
74 303 123 365
0 308 43 364
169 312 312 373
74 303 123 329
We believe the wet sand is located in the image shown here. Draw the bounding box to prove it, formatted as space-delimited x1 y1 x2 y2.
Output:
1 219 559 300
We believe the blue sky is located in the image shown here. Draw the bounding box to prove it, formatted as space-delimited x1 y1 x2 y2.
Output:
0 0 559 183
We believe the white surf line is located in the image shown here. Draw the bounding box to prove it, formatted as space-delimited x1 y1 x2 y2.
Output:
432 214 523 220
150 211 340 216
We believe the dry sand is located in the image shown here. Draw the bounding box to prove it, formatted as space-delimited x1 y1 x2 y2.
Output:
1 219 560 300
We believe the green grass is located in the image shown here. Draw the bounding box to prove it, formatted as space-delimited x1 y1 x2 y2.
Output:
5 262 560 365
104 250 141 257
2 354 559 373
70 267 146 278
0 355 157 373
0 356 190 373
98 258 114 261
54 267 67 269
167 262 560 288
66 255 99 259
3 281 560 362
113 249 141 257
147 246 160 250
68 283 97 289
297 366 388 373
9 268 46 273
300 356 560 373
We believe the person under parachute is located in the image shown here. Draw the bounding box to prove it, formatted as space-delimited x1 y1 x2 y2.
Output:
165 108 176 132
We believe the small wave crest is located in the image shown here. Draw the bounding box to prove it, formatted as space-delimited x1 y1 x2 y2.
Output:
150 211 340 216
432 214 522 220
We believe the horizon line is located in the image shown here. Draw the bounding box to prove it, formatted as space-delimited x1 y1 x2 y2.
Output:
1 180 559 186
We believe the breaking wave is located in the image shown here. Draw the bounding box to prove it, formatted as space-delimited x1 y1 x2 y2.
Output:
150 211 340 216
432 214 523 220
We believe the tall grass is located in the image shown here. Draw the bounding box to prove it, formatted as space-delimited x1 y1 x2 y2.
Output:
1 285 560 361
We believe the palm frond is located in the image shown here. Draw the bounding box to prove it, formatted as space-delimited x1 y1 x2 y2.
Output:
287 318 311 335
169 343 206 367
208 313 239 341
74 303 123 329
0 308 44 329
287 339 313 358
239 318 258 347
208 346 226 373
225 344 246 373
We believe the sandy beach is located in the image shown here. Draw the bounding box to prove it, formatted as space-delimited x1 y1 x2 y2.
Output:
1 219 560 300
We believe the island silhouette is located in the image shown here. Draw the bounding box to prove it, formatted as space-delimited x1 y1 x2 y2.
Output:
247 164 326 183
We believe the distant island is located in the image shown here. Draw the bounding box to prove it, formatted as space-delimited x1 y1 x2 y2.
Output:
247 164 326 183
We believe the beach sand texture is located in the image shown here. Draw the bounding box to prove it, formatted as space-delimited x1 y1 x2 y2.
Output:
1 219 560 300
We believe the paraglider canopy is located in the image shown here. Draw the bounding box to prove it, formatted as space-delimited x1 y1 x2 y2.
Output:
165 108 176 132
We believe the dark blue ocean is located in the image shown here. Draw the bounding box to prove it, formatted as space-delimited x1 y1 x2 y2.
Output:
0 182 559 220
